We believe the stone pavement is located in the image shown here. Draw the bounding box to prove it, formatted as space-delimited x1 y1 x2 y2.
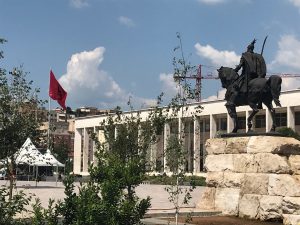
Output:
0 180 220 224
0 180 205 210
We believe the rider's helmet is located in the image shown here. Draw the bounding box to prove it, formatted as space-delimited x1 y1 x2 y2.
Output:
247 39 256 52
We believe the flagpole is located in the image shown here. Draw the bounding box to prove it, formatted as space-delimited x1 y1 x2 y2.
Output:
47 96 51 150
48 70 51 151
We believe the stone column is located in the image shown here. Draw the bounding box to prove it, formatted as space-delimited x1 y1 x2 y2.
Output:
73 128 82 174
82 128 89 173
266 109 273 132
194 117 201 174
98 129 106 147
287 106 295 131
227 114 234 133
138 124 142 154
163 122 170 173
114 125 118 138
178 117 184 139
149 141 157 171
210 114 217 138
92 126 98 165
178 117 185 172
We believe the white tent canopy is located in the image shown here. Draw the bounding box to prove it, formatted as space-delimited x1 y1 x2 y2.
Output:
14 138 65 167
44 149 65 167
15 138 47 166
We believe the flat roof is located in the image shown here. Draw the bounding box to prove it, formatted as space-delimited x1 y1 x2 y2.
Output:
75 88 300 121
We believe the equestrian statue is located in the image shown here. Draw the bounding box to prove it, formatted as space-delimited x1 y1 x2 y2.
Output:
217 38 282 133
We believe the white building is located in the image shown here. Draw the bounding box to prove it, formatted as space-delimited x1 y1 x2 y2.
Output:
73 89 300 176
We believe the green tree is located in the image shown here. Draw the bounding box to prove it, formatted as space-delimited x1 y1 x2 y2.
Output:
164 33 202 225
87 107 153 225
57 104 160 225
0 39 45 199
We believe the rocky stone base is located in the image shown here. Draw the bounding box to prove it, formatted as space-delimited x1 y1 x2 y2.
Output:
197 136 300 225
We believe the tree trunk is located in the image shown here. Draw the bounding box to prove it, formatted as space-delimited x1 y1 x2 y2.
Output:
8 156 15 200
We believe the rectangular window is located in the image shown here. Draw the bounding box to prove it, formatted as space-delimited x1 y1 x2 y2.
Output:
200 121 204 132
237 116 246 129
275 113 287 127
217 118 227 131
170 121 178 134
184 120 194 134
295 112 300 125
200 144 204 172
200 119 210 132
190 121 194 133
205 119 210 132
255 115 266 128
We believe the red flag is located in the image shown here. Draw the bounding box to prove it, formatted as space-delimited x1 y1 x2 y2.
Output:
49 70 67 110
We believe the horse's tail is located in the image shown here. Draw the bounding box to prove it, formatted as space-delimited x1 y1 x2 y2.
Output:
267 75 282 107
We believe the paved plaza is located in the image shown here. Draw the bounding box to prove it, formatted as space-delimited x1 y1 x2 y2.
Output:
0 180 209 224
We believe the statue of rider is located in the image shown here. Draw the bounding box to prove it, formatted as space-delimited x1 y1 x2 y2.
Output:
225 39 266 107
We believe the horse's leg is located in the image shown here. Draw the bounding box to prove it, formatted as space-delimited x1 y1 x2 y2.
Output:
247 104 259 132
268 75 282 107
232 116 238 133
226 105 238 133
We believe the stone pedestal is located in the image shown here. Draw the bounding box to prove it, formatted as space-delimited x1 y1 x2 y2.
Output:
197 136 300 225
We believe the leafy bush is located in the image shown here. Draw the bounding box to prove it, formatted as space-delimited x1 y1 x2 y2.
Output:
144 175 206 186
184 176 206 186
0 186 31 225
59 175 77 225
277 127 300 140
31 198 60 225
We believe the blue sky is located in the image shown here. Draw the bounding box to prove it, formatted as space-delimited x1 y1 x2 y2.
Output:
1 0 300 110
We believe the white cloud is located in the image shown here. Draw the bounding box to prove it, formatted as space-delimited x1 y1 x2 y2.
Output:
159 73 180 101
59 47 155 109
269 35 300 91
159 73 224 104
70 0 89 8
70 0 89 9
195 42 240 67
118 16 136 27
197 0 227 4
289 0 300 8
202 89 226 102
269 35 300 71
197 0 252 5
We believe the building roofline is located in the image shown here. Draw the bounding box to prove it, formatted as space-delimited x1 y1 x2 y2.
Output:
75 88 300 121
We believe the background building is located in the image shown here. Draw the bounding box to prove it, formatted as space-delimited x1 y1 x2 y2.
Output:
39 107 115 162
73 89 300 176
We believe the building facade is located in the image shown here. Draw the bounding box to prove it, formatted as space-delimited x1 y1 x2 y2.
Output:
73 89 300 176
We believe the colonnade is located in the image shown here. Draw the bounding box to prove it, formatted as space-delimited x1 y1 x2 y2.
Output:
73 105 297 175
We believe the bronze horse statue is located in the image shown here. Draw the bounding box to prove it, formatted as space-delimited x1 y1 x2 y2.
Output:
217 66 282 133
